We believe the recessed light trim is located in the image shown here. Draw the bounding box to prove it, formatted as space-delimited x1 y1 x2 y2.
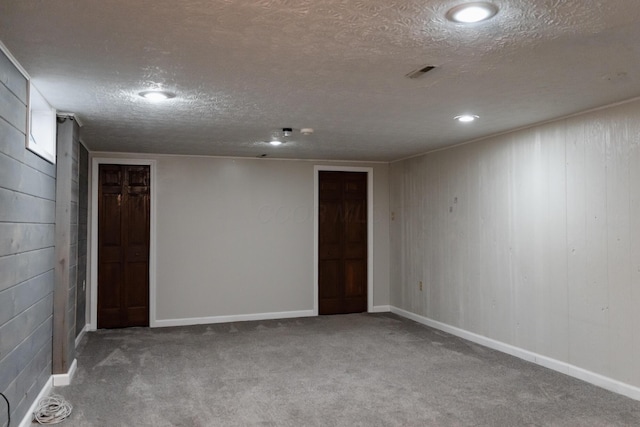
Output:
138 90 176 100
446 2 498 23
455 114 479 123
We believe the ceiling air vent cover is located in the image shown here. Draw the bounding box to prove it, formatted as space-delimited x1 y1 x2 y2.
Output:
405 65 437 79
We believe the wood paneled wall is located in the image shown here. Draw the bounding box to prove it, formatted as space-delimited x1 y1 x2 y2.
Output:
76 143 88 335
53 117 80 375
390 99 640 388
0 48 56 427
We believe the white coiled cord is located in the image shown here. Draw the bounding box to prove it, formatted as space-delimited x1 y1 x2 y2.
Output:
33 394 73 424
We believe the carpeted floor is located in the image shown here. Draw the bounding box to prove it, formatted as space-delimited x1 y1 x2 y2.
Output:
43 313 640 426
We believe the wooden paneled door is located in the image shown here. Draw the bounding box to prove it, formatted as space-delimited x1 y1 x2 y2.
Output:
98 164 150 328
318 171 368 315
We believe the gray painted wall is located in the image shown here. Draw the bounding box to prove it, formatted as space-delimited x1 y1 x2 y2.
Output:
88 154 390 325
390 98 640 389
0 47 55 427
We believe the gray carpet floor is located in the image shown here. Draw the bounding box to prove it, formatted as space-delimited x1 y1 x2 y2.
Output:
45 313 640 426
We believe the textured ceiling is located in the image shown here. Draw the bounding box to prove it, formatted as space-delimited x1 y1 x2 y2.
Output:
1 0 640 161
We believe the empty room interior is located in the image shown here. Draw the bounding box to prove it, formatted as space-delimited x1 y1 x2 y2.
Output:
2 1 640 426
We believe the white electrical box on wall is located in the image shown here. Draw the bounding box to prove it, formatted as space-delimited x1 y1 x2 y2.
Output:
27 83 57 164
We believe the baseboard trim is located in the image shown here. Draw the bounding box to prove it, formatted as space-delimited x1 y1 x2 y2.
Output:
370 305 391 313
52 358 77 387
153 309 316 328
18 376 52 427
75 324 91 348
390 306 640 402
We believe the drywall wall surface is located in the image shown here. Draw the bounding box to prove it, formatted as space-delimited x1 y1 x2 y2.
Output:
0 47 55 427
157 157 315 318
88 153 389 321
390 99 640 388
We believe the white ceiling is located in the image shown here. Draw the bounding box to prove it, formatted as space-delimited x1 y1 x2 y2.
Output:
1 0 640 162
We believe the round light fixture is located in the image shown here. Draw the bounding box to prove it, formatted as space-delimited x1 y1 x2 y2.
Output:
446 2 498 23
138 90 176 100
270 139 283 146
454 114 479 122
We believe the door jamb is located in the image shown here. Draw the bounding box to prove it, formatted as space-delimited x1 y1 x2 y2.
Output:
89 157 157 329
313 165 374 316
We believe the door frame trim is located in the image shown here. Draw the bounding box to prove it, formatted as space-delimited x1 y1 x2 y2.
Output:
313 165 374 315
89 157 157 329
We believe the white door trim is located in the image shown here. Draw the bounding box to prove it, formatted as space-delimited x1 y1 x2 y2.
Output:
89 157 157 329
313 165 374 315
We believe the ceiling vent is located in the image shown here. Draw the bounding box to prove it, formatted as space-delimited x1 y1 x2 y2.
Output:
405 65 437 79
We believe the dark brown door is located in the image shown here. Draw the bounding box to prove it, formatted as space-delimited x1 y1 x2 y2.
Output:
98 164 150 328
318 171 367 315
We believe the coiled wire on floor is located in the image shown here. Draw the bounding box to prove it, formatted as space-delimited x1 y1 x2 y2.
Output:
33 394 72 425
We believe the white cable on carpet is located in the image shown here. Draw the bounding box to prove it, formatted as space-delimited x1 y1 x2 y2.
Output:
33 394 73 424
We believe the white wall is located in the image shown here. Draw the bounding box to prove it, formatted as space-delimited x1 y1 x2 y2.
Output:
390 98 640 390
89 154 389 324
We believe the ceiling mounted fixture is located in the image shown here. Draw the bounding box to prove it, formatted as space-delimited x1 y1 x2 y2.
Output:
268 128 293 146
446 2 498 23
138 90 176 100
454 114 479 122
300 128 314 135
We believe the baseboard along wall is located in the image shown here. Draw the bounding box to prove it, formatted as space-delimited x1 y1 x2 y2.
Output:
75 324 91 348
18 359 78 426
154 306 393 328
153 309 316 328
390 306 640 402
52 358 77 387
18 377 52 427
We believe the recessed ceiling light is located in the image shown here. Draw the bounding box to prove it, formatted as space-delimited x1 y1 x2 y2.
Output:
138 90 176 100
454 114 479 122
270 139 283 146
446 2 498 23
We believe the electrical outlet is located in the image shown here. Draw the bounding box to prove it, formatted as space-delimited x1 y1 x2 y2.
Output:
419 281 423 291
82 280 86 291
391 211 395 221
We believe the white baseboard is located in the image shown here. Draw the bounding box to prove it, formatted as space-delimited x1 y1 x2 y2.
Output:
52 358 77 387
390 306 640 402
370 305 391 313
18 376 52 427
75 324 91 348
153 309 316 328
